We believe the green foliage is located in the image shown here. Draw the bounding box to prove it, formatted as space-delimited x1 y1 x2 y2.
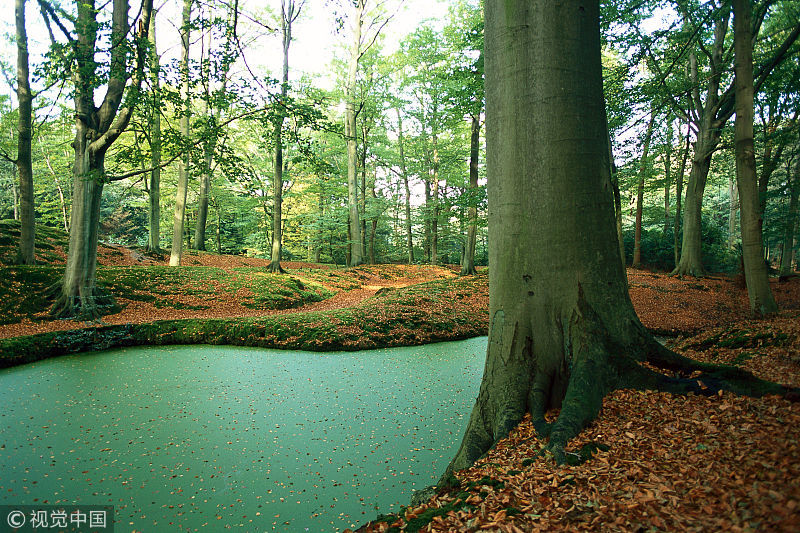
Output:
623 216 739 273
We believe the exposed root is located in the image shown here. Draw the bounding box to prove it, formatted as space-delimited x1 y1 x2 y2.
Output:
459 265 477 276
267 262 286 274
48 284 120 320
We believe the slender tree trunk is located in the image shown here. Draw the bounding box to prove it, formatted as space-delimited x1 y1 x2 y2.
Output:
360 139 368 259
663 122 672 235
369 172 377 264
147 8 161 252
345 0 364 267
16 0 35 265
192 28 214 252
674 122 690 268
633 110 656 269
170 0 192 266
423 179 431 262
733 0 777 315
608 130 625 268
728 173 739 249
12 175 19 221
431 133 440 264
461 113 480 275
779 155 800 276
269 0 299 273
215 202 222 255
41 148 70 232
396 109 413 264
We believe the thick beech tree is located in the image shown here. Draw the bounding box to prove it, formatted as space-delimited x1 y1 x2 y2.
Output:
733 0 777 315
443 0 794 478
49 0 153 318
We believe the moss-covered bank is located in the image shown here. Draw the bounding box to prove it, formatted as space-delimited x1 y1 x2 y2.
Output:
0 275 489 368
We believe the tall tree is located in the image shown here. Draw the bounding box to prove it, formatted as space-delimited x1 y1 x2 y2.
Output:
170 0 192 266
460 113 480 275
632 109 656 269
344 0 366 267
146 7 162 252
15 0 34 265
45 0 153 318
395 108 413 264
733 0 778 315
779 148 800 276
670 1 800 275
341 0 392 267
442 0 789 481
268 0 303 273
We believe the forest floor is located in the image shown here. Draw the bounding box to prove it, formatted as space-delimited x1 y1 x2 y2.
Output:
1 222 799 531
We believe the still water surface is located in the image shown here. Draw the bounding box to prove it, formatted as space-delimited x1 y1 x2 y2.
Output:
0 338 486 532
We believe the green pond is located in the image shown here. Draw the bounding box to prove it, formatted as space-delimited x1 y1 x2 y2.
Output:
0 337 487 532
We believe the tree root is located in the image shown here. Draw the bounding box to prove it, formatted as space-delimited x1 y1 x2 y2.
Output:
267 262 286 274
48 283 120 321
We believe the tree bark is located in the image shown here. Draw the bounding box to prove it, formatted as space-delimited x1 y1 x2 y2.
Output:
345 0 365 267
430 132 440 264
674 122 690 269
461 113 480 275
15 0 34 265
396 109 413 264
728 173 739 249
269 0 299 273
169 0 192 266
673 7 729 276
147 7 161 252
663 122 672 235
52 0 153 319
633 110 656 269
446 0 642 473
733 0 777 316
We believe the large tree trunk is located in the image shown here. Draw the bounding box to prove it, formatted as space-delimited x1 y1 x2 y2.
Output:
674 122 690 268
674 128 719 276
633 110 656 269
169 0 192 267
780 153 800 276
460 114 480 275
53 0 152 318
446 0 642 473
396 110 413 264
443 0 793 480
192 31 212 253
15 0 35 265
673 7 729 277
345 1 364 267
146 8 161 252
430 133 440 265
734 0 777 316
